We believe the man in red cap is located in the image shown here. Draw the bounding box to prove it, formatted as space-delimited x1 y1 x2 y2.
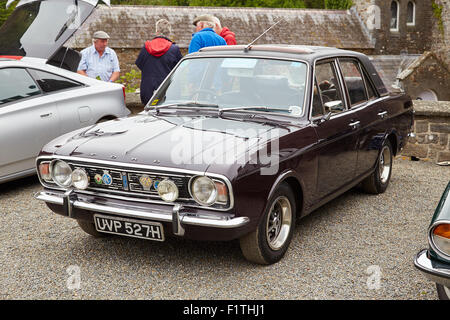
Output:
212 16 236 45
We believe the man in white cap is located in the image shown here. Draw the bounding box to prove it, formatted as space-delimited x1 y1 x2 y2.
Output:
77 30 120 82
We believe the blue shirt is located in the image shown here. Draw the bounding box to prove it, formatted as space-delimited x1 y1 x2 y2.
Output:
188 28 227 54
77 45 120 81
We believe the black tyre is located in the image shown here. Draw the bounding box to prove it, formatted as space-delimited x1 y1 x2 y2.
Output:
436 283 450 300
239 183 296 265
362 139 393 194
77 220 108 238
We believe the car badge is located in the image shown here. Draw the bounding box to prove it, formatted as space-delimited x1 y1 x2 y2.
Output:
139 175 153 191
122 173 128 190
102 172 113 186
94 174 103 185
153 180 160 190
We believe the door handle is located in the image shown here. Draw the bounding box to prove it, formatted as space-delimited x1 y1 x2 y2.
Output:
349 121 361 129
40 112 52 118
378 111 388 119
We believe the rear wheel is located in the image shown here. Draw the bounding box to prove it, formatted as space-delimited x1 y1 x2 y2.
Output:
436 283 450 300
361 140 393 194
239 183 296 265
77 220 108 238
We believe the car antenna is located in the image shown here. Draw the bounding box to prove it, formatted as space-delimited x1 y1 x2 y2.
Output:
244 17 285 52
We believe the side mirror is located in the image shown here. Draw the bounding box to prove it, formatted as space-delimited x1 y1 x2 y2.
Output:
324 100 344 113
313 112 332 125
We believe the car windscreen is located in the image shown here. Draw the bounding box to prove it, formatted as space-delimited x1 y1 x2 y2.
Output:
150 57 308 116
0 0 94 59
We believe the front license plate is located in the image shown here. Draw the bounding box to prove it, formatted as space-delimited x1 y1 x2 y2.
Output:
94 215 164 241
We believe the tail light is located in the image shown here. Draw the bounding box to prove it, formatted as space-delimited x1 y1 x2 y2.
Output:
122 86 126 103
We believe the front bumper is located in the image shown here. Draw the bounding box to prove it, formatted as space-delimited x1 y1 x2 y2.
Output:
414 249 450 288
35 189 250 239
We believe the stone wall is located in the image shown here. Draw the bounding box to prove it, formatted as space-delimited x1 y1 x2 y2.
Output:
431 0 450 69
402 101 450 163
352 0 434 55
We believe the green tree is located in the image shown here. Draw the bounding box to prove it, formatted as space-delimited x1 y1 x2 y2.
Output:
0 0 16 28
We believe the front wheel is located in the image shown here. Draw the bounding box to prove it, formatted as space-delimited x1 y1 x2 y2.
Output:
437 283 450 300
239 183 296 265
361 140 393 194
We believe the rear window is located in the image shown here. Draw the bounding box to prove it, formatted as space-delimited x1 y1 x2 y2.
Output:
29 69 82 93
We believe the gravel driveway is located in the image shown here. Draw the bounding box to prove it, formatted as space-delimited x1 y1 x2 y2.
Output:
0 158 448 300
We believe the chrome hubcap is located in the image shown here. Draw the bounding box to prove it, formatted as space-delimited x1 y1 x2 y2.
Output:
266 196 292 250
378 145 392 184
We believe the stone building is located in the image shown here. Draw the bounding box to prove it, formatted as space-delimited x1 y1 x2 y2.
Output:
66 2 449 102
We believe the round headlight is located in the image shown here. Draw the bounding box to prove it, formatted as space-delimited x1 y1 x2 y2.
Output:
51 160 72 188
157 179 179 202
72 168 89 190
191 176 217 206
431 223 450 257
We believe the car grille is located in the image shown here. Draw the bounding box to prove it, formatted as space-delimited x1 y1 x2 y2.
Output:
72 164 192 200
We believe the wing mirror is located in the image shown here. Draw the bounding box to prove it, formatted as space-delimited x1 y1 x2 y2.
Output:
324 100 344 112
313 112 332 125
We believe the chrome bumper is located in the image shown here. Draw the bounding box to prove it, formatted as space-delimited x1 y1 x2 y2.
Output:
414 249 450 288
35 190 249 236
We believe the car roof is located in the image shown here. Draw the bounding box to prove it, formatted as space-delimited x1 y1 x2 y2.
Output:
196 45 366 63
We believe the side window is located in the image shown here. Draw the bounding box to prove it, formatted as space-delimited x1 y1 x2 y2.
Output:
315 61 345 114
0 68 41 106
339 59 368 107
363 69 377 100
29 69 82 93
311 79 324 117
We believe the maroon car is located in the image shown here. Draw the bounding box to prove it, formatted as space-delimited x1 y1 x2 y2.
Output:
35 45 414 264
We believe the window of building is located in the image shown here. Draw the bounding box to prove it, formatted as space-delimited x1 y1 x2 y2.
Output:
407 1 416 26
390 1 399 31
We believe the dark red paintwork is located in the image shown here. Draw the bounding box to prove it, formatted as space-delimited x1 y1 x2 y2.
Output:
37 46 414 241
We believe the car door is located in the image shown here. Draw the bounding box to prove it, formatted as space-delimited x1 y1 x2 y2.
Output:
28 69 91 134
311 59 360 201
337 58 382 178
0 67 59 179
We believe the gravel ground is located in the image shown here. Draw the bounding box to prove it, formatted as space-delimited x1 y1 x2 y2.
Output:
0 158 448 300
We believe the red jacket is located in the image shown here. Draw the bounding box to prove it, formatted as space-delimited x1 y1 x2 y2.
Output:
220 27 236 45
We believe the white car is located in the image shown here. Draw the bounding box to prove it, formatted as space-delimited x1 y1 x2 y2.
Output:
0 0 130 183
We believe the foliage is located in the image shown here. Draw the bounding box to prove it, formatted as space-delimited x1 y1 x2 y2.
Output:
111 0 353 9
432 0 444 35
0 0 16 28
115 68 142 93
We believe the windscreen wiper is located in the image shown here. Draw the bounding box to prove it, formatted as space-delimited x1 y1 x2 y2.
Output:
218 106 289 116
146 102 219 114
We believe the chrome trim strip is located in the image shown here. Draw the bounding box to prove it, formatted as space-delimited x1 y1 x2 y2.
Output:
414 249 450 288
428 220 450 262
36 155 235 211
35 191 249 229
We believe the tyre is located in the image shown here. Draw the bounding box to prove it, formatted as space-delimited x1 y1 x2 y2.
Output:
436 283 450 300
361 139 393 194
239 183 296 265
77 220 108 238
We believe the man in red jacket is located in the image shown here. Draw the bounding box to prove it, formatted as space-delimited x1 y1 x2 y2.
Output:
135 19 182 105
212 16 237 45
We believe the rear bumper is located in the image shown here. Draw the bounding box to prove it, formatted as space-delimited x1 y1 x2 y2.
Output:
35 189 250 240
414 249 450 288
